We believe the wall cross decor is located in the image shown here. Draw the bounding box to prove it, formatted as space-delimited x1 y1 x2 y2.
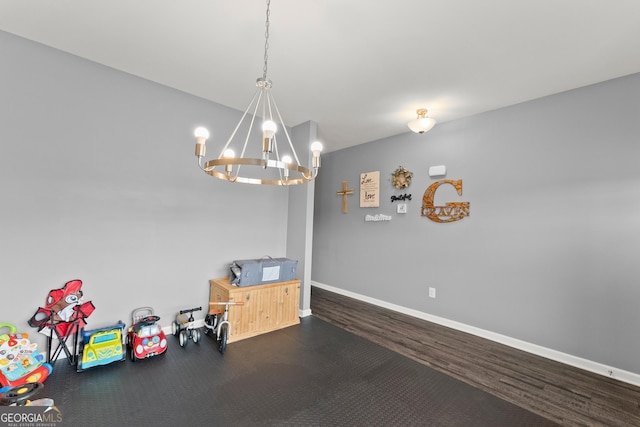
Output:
336 180 354 213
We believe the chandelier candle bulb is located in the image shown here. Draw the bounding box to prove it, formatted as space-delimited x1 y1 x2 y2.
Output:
262 120 277 139
223 149 235 174
194 127 209 157
281 155 292 178
262 120 276 164
311 141 323 169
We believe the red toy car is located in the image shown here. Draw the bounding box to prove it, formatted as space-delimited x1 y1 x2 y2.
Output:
126 307 167 362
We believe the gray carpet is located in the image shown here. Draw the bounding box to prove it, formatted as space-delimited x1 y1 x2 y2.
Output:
37 316 557 426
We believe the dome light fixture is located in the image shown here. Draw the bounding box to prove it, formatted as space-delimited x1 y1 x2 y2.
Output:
193 0 322 185
408 108 437 134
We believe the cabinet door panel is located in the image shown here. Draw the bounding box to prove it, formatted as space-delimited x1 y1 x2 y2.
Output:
209 278 300 343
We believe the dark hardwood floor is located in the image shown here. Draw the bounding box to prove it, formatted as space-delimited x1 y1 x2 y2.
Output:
310 286 640 427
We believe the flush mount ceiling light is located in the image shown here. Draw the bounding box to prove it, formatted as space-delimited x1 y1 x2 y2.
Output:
193 0 322 185
408 108 437 134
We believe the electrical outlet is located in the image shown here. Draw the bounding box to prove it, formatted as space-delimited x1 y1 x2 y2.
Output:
428 287 436 298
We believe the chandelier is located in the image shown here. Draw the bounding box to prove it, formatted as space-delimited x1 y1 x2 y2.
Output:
193 0 322 185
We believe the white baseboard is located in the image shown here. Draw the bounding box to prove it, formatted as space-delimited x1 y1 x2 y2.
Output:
311 280 640 387
299 308 312 318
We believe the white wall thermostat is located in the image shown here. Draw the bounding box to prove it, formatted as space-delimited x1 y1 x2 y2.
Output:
428 165 446 177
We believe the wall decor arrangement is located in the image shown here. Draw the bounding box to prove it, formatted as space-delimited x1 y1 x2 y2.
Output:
336 181 354 213
421 179 470 223
360 171 380 208
391 166 413 189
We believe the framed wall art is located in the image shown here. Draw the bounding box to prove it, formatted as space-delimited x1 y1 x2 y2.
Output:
360 171 380 208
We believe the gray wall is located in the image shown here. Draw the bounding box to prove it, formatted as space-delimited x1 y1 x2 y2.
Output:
312 72 640 374
4 28 639 378
0 31 293 349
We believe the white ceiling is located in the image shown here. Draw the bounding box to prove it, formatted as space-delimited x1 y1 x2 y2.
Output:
2 0 640 152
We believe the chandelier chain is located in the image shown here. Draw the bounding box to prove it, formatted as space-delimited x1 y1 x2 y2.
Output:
263 0 271 80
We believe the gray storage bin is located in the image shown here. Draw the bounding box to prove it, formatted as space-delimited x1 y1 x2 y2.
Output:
229 257 298 287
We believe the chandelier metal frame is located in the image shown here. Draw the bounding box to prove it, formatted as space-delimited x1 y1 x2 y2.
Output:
194 0 322 186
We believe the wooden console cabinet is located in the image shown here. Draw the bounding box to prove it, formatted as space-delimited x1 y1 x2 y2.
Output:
208 277 300 343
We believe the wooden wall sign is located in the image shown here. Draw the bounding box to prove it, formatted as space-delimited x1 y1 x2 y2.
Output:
421 179 470 223
364 214 392 222
336 181 354 213
360 171 380 208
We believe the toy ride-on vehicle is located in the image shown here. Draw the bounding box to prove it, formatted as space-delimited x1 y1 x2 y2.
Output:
171 306 202 347
0 382 53 407
77 321 126 372
203 301 244 354
126 307 167 362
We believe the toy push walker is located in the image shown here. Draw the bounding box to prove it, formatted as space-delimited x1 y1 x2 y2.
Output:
171 307 202 347
0 323 52 390
204 301 244 354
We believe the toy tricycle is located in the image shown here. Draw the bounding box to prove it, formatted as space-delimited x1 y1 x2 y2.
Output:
171 306 202 347
203 301 244 354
